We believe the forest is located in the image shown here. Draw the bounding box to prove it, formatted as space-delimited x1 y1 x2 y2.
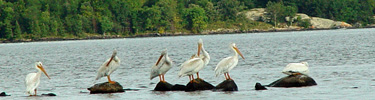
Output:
1 0 374 41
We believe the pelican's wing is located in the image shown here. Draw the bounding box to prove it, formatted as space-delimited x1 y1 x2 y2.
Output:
214 57 236 76
159 56 173 75
282 63 309 75
96 56 120 80
178 58 203 77
150 65 160 80
25 73 38 95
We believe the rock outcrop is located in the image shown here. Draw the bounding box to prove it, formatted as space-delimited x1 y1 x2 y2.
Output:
154 81 173 91
41 93 57 96
153 81 187 91
255 82 267 90
241 8 352 29
185 78 215 91
88 82 125 94
240 8 266 21
0 92 10 96
267 74 317 87
214 79 238 91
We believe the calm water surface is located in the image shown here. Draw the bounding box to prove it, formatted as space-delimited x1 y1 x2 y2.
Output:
1 28 375 99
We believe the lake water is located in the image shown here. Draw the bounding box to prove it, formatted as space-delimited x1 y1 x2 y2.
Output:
1 28 375 99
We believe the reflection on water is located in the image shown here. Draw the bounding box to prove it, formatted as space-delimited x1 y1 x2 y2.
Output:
1 28 375 99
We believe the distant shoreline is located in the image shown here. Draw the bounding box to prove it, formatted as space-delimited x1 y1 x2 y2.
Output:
1 26 374 43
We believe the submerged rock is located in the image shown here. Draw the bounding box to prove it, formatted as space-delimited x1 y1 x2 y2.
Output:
41 93 56 96
214 79 238 91
255 82 267 90
268 75 317 87
88 82 125 94
185 78 214 91
0 92 10 96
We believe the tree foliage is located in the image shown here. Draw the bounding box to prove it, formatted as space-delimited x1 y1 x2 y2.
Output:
0 0 374 41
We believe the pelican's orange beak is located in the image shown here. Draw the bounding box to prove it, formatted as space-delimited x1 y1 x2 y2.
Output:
38 65 51 79
155 54 164 65
234 47 245 59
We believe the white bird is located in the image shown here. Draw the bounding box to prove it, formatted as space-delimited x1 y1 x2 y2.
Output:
193 39 210 79
25 61 51 96
96 49 120 84
178 56 204 82
282 62 309 76
178 42 205 82
150 49 173 82
215 43 245 80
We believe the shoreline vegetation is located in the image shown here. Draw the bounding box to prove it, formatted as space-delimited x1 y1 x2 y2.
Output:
1 0 374 43
2 26 374 43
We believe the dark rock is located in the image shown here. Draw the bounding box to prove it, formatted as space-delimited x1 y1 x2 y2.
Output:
214 79 238 91
0 92 10 96
171 84 186 91
185 78 215 91
154 81 173 91
123 88 140 91
88 82 125 94
268 75 317 87
255 82 267 90
41 93 56 96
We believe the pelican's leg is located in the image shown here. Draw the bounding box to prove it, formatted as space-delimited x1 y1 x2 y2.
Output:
196 72 200 79
159 74 162 82
224 73 228 80
34 89 37 96
192 75 196 83
162 74 166 82
227 73 232 80
107 75 116 84
189 75 192 82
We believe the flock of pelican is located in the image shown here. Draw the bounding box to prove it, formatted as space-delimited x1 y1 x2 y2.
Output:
24 39 309 96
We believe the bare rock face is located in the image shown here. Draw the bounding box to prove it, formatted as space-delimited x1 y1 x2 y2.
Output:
88 82 125 94
214 79 238 91
268 75 317 87
241 8 266 21
185 78 215 91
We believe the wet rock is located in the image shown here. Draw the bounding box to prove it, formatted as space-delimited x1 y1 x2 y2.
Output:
154 81 173 91
41 93 56 96
123 88 140 91
171 84 186 91
88 82 125 94
0 92 10 96
268 75 317 87
255 82 267 90
186 78 214 91
153 82 187 91
214 79 238 91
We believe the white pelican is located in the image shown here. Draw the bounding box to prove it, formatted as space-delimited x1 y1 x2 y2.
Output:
178 57 204 82
150 49 173 82
96 49 120 84
193 39 210 79
178 47 204 82
25 61 51 96
282 62 309 75
214 43 245 80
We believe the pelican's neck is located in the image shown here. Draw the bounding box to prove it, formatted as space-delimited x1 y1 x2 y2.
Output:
200 46 210 64
232 47 239 58
35 67 42 79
